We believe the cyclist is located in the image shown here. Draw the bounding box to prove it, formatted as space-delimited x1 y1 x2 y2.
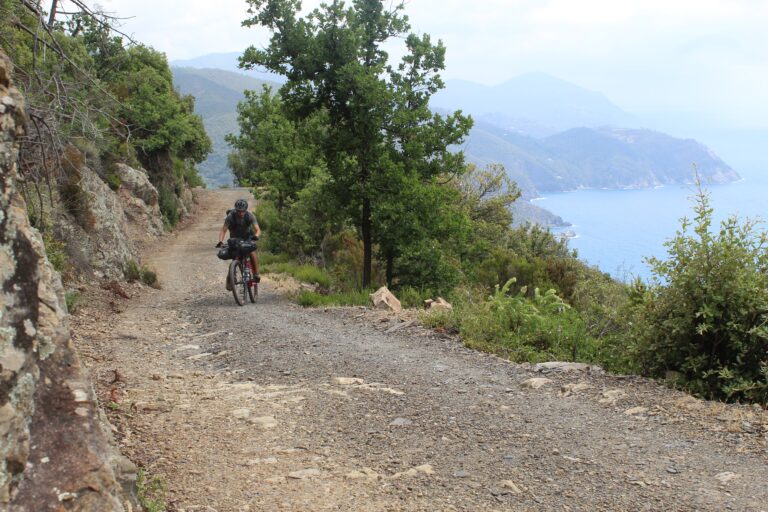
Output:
217 199 261 289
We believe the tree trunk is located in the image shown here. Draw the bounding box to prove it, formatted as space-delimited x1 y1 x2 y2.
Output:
47 0 58 27
386 252 394 288
362 196 372 288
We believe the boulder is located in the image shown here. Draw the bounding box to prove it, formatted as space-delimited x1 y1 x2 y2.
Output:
370 286 402 312
113 163 158 206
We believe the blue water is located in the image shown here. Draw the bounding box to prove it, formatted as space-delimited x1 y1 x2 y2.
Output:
535 168 768 281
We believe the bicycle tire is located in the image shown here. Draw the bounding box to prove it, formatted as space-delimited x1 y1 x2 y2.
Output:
248 279 258 303
229 259 245 306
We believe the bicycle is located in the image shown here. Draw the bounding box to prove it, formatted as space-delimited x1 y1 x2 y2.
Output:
217 237 258 306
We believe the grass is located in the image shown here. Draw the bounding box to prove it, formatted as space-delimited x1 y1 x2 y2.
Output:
263 261 332 288
64 290 85 314
296 290 370 307
137 469 167 512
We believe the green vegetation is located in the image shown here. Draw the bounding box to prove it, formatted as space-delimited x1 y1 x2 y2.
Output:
296 290 371 308
1 2 211 234
632 185 768 403
232 1 767 405
262 261 331 288
64 290 85 314
136 469 167 512
126 260 160 288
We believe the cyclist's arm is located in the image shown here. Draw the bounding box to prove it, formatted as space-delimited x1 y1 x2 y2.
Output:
252 222 261 238
218 223 228 244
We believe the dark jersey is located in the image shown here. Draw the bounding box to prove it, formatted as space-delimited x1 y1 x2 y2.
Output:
225 211 258 239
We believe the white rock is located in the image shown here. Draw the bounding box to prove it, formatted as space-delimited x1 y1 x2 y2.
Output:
535 361 601 373
369 286 402 312
428 297 453 311
288 468 322 480
501 480 523 494
624 407 649 416
714 471 740 484
231 409 251 420
521 378 553 390
334 377 365 386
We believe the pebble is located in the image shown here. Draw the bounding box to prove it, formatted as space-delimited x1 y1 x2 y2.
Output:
390 417 413 426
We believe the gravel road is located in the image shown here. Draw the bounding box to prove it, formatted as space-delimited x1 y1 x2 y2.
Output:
74 189 768 512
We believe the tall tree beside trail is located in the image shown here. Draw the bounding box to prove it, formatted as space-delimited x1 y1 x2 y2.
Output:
240 0 471 288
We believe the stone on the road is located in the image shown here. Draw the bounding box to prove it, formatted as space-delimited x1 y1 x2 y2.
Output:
521 378 553 389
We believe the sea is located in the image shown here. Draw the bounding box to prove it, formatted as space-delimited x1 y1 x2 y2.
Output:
534 165 768 282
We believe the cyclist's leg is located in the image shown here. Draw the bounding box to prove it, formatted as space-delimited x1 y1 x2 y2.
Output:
250 252 260 282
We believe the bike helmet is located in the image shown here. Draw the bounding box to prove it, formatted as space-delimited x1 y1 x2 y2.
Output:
234 199 248 211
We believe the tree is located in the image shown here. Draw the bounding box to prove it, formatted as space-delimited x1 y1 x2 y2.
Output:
240 0 471 287
226 85 326 210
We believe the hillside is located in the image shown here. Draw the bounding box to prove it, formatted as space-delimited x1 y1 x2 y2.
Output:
432 73 638 132
172 67 280 186
173 63 739 219
464 121 739 196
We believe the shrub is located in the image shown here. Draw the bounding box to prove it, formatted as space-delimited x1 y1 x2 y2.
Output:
125 260 160 288
633 185 768 403
64 290 85 313
42 231 69 273
158 186 179 229
105 171 122 191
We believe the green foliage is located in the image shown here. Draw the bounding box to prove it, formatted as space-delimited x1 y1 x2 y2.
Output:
137 469 167 512
633 185 768 403
424 280 603 364
240 0 472 287
296 290 370 308
105 171 122 191
262 262 331 288
158 186 180 229
64 290 85 314
125 260 160 288
43 231 69 273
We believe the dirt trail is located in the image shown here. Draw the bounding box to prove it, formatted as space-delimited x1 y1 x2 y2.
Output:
74 189 767 512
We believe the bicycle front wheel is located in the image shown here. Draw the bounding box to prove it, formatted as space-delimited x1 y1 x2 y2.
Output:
248 279 258 303
229 259 246 306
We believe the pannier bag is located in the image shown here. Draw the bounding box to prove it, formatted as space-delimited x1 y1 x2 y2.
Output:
217 247 232 260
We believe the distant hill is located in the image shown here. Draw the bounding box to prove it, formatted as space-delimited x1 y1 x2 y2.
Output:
172 67 279 186
171 52 285 84
172 63 739 226
432 73 638 133
463 121 739 197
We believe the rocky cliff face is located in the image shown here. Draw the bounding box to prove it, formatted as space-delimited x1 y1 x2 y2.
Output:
0 52 136 511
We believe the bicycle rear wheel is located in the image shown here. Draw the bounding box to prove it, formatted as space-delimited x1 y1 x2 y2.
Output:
229 259 246 306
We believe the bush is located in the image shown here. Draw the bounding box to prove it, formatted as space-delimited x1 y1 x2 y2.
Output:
42 231 69 273
158 186 179 229
65 290 85 313
633 186 768 403
126 260 160 288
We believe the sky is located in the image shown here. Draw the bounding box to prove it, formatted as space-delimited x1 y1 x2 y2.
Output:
96 0 768 131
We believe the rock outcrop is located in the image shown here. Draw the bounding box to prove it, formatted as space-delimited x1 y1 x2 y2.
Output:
0 52 136 511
